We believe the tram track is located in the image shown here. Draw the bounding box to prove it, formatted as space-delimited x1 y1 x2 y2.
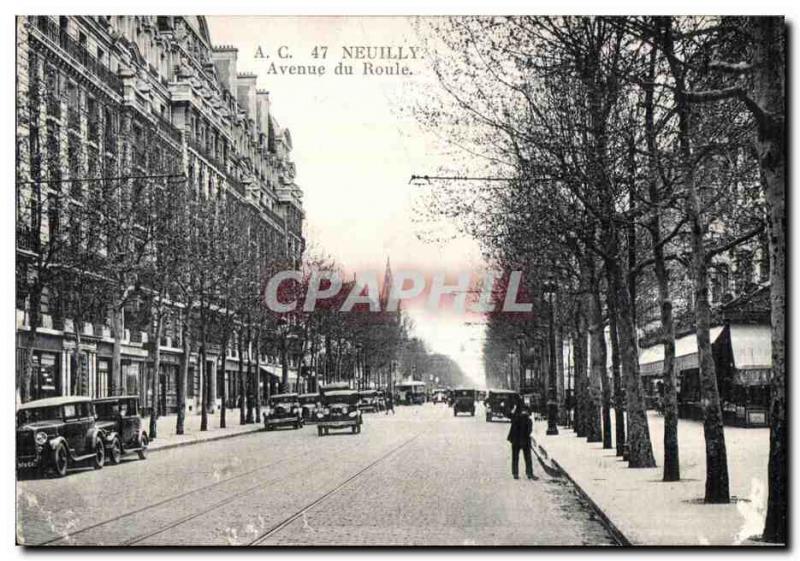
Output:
34 432 347 546
247 432 422 546
35 427 404 546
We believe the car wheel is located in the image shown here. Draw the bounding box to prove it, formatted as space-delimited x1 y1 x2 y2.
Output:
486 415 491 423
324 427 329 435
109 437 122 465
318 426 323 437
351 425 357 434
52 442 68 477
92 440 105 470
137 433 149 460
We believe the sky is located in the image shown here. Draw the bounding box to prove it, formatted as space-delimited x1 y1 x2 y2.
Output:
206 16 489 386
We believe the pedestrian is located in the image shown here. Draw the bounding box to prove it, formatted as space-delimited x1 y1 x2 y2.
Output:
507 404 538 480
385 393 395 415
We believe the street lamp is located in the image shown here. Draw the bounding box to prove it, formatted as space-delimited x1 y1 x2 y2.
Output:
515 333 525 392
543 283 559 436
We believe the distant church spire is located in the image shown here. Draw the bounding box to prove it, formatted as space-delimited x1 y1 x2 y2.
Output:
379 257 394 310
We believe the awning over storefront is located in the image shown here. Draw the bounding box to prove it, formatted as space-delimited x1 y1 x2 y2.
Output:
260 364 297 383
730 324 772 386
730 324 771 370
639 326 725 376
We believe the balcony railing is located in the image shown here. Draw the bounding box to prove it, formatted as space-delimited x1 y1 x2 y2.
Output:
155 113 183 146
34 16 123 95
187 135 227 174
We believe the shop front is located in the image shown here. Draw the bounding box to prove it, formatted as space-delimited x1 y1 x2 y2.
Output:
638 324 771 427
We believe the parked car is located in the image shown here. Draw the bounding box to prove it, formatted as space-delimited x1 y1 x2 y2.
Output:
358 390 379 413
263 393 304 430
316 389 362 436
485 389 523 422
93 396 149 464
453 388 477 416
16 396 106 477
299 393 321 422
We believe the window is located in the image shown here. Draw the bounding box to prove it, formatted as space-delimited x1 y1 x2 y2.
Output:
63 404 76 418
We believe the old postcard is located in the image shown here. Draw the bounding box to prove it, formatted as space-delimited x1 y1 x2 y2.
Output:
13 15 786 547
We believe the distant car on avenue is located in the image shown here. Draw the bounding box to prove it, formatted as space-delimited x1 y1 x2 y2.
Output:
485 389 523 422
432 388 448 404
16 396 106 477
358 390 379 413
93 396 149 464
299 393 321 422
453 388 477 416
263 393 304 430
316 389 363 435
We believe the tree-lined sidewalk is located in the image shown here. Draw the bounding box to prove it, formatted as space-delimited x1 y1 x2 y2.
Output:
533 412 772 546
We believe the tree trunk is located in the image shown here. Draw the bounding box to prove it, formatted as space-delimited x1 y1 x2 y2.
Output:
176 318 189 435
281 334 289 391
662 21 728 498
199 316 208 432
149 313 163 440
71 320 84 396
255 327 262 423
573 302 588 438
606 281 626 456
238 328 245 425
643 40 679 480
606 255 656 468
219 336 228 429
586 264 605 444
589 268 612 449
110 305 124 396
751 16 786 544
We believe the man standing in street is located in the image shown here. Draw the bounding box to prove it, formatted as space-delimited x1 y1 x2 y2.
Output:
507 404 538 480
385 392 395 415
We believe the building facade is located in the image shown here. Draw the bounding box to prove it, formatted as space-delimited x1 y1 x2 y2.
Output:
15 16 305 414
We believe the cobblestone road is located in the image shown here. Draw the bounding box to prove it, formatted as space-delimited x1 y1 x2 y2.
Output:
17 403 617 546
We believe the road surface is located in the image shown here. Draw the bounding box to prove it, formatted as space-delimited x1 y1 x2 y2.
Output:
17 402 617 546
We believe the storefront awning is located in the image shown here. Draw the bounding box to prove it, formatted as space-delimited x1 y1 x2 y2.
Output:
730 324 772 370
639 326 725 376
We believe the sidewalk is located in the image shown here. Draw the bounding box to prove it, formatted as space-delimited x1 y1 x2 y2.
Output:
532 411 771 546
144 410 263 453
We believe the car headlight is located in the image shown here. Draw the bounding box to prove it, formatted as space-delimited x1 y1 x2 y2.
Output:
322 408 330 415
264 408 272 416
316 411 324 418
34 432 48 445
348 411 358 418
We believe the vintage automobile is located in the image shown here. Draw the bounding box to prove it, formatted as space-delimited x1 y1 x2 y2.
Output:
93 396 149 464
299 393 321 422
316 389 363 435
16 396 106 477
453 388 477 416
358 390 379 413
485 389 523 422
431 388 448 404
263 393 304 430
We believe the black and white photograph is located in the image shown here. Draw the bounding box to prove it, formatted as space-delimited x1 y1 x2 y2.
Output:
10 9 788 548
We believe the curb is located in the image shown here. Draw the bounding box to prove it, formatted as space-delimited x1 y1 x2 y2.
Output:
147 425 264 454
531 437 633 547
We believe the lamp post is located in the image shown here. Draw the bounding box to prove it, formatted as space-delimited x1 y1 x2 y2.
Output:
544 284 559 435
515 333 525 392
